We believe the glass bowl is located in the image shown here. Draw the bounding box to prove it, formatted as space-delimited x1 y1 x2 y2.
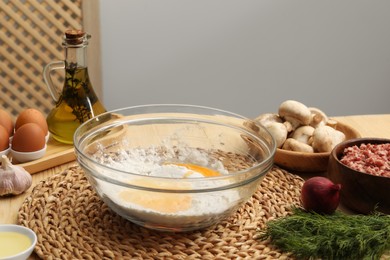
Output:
74 104 276 232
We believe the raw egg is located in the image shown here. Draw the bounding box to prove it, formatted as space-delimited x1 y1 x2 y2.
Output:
0 109 14 137
0 125 10 151
11 123 46 152
119 179 192 213
170 163 222 177
15 108 48 135
117 163 221 213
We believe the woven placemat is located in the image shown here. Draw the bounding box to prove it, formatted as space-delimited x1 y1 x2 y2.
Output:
18 165 304 259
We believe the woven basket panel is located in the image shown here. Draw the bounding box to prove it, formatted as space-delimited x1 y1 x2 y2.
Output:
0 0 83 117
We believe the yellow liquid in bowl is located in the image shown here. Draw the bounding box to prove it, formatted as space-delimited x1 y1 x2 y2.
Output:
0 232 32 258
118 163 222 213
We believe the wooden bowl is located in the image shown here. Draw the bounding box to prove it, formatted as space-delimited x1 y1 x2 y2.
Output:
274 120 361 173
327 138 390 214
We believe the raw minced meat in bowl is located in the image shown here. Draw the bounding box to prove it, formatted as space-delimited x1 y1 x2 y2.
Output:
327 138 390 214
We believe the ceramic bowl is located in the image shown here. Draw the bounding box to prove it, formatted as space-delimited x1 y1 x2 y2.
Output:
74 104 276 232
0 146 11 157
45 133 50 143
11 145 47 163
0 224 37 260
327 138 390 214
274 120 361 172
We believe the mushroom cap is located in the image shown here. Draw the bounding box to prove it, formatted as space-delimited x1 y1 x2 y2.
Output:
312 125 346 152
278 100 312 126
254 113 283 126
264 122 288 148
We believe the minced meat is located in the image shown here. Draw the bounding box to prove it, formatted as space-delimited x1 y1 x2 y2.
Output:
340 143 390 177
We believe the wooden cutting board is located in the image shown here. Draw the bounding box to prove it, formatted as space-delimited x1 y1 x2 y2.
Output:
14 137 75 174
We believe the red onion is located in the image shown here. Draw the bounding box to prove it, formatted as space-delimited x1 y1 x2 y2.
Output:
301 176 341 214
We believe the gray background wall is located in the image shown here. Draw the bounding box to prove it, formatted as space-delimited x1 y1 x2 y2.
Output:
99 0 390 118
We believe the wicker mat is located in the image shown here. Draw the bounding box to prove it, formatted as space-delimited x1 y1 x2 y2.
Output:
18 166 304 260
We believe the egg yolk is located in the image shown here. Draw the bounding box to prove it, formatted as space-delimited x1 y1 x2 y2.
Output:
166 163 222 177
119 179 192 213
118 163 221 213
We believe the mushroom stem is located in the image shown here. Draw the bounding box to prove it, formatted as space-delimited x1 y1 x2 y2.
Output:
282 138 314 153
291 125 315 145
309 107 328 128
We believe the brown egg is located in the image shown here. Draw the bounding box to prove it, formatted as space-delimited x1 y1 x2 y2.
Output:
15 108 48 135
0 125 10 151
0 109 14 137
11 123 46 152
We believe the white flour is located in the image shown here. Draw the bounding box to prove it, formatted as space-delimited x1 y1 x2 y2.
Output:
94 145 229 176
94 146 241 227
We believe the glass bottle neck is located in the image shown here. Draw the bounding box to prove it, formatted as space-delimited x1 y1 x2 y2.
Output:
64 46 88 69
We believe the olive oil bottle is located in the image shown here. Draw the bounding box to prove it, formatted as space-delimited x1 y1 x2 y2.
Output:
44 30 106 144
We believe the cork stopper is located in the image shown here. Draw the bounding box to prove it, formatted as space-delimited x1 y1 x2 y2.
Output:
64 29 89 45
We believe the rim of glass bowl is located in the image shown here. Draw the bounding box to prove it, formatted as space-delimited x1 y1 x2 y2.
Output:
74 104 276 192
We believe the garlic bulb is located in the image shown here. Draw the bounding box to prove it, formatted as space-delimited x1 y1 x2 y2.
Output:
0 155 32 196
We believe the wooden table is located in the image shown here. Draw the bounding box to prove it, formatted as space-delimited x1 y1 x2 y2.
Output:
1 114 390 224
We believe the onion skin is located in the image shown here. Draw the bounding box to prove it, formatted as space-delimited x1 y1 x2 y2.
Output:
301 177 341 214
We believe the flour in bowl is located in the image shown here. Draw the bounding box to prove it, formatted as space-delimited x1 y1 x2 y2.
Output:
93 146 243 228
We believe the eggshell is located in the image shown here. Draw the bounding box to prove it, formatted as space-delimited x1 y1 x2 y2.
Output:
15 108 48 135
0 125 10 151
0 109 14 137
11 123 46 152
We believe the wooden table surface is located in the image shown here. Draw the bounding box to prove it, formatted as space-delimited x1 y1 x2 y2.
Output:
1 114 390 225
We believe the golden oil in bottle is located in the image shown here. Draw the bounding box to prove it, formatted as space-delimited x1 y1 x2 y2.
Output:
44 30 106 144
46 67 106 144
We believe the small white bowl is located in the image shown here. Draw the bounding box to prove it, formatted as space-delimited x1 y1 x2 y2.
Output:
0 146 11 157
45 132 50 143
11 145 47 163
0 224 37 260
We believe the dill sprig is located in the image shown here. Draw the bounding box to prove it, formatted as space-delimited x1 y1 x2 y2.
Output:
259 207 390 260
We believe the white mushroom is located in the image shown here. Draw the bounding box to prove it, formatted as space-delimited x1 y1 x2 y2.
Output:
309 107 328 128
312 125 346 152
326 118 338 128
254 113 283 127
282 138 314 153
282 121 294 133
278 100 312 130
291 125 315 145
263 122 288 148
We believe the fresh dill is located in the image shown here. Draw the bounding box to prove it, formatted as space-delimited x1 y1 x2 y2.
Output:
259 207 390 260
